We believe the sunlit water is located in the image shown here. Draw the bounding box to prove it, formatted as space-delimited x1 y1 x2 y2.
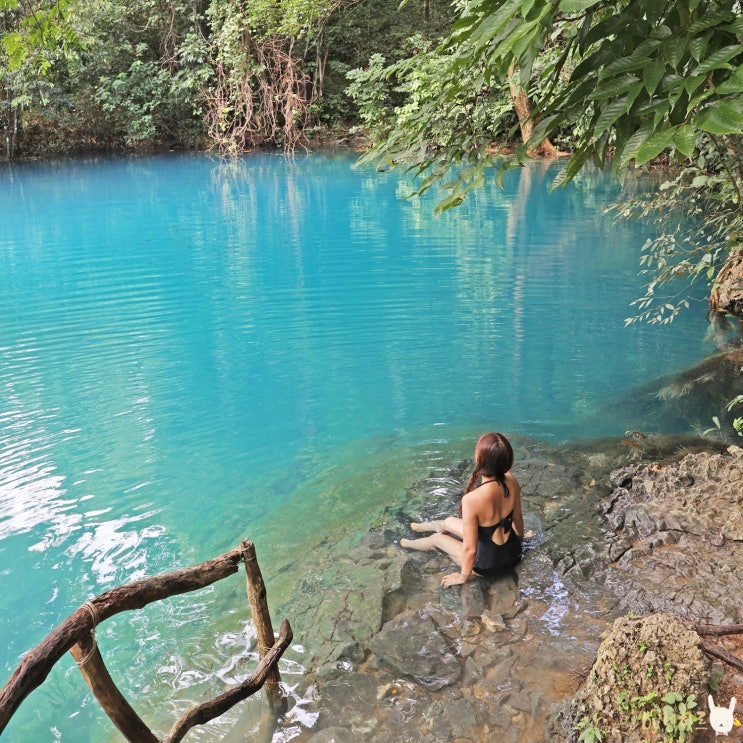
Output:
0 152 709 741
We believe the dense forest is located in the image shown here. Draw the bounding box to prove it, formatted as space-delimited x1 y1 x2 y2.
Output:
0 0 454 157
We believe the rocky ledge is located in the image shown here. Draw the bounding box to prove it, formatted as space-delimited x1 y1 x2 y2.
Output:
269 438 743 742
601 445 743 625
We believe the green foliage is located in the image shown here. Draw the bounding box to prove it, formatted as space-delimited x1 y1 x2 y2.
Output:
362 1 743 209
660 692 701 742
0 0 451 156
345 53 394 138
348 31 517 212
615 130 742 326
576 712 605 743
582 688 702 741
1 0 80 73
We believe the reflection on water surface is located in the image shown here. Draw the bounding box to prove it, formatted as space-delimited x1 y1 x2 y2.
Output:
0 153 709 741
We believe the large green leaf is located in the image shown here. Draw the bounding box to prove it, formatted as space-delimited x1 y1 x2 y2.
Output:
459 1 522 54
565 145 590 181
657 73 685 95
721 17 743 35
663 37 687 70
558 0 602 12
689 35 709 64
593 97 632 136
684 74 705 95
695 45 743 74
695 99 743 134
589 73 641 100
581 13 631 49
635 128 674 166
672 125 697 159
600 55 652 79
717 64 743 94
643 0 665 25
570 47 615 81
643 60 665 94
528 112 566 145
688 10 735 35
617 121 653 168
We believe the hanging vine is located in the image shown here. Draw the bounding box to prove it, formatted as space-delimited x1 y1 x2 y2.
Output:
200 0 340 154
204 32 311 153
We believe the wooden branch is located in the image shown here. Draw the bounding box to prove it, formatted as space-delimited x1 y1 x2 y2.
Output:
70 634 158 743
241 540 285 713
694 623 743 637
701 638 743 673
0 547 244 733
163 618 293 743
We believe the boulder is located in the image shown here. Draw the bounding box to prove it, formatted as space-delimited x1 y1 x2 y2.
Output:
368 611 462 690
601 446 743 624
549 613 709 743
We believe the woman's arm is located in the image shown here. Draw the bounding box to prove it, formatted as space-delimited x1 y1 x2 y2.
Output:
510 476 524 537
441 496 478 587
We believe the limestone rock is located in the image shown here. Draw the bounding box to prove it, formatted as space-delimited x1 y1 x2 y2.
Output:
711 253 743 317
549 613 709 743
601 446 743 623
368 611 462 690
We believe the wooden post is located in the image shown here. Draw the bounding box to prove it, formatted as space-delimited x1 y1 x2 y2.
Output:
240 540 286 714
0 547 243 733
69 632 158 743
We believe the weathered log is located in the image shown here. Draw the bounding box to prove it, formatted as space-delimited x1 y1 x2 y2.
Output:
70 633 158 743
0 547 243 733
163 618 293 743
695 623 743 637
241 540 285 713
701 638 743 673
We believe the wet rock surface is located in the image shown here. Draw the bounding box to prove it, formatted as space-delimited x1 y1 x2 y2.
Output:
601 445 743 625
271 435 741 742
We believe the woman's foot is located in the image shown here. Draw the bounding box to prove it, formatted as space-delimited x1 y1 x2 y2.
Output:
400 536 438 551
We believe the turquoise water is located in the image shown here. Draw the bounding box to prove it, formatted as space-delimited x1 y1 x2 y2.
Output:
0 152 708 741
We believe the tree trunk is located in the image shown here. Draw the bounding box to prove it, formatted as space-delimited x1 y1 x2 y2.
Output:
507 64 555 156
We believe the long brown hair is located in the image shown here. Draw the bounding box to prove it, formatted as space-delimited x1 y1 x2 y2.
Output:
465 432 514 495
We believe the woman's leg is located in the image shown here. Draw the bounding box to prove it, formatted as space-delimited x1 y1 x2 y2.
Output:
400 533 463 566
410 516 464 538
410 519 446 533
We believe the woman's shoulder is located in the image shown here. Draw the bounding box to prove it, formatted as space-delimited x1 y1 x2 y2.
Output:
505 471 521 493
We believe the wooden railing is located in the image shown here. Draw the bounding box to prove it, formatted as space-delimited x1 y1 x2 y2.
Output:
0 539 292 742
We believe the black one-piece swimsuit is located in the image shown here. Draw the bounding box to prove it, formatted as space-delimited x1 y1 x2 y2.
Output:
472 480 523 577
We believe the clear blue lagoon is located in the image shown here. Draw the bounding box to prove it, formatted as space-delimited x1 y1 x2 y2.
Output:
0 153 709 741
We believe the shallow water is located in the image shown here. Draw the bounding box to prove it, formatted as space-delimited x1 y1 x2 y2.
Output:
0 153 710 741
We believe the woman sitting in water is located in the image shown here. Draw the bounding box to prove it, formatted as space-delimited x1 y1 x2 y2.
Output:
401 432 526 587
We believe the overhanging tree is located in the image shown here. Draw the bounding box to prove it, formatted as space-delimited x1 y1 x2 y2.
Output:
364 0 742 209
363 0 743 430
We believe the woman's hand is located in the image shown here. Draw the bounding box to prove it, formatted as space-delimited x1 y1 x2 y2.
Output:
441 572 468 587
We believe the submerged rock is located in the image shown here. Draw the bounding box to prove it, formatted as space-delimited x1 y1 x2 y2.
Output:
368 611 462 690
273 435 741 743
